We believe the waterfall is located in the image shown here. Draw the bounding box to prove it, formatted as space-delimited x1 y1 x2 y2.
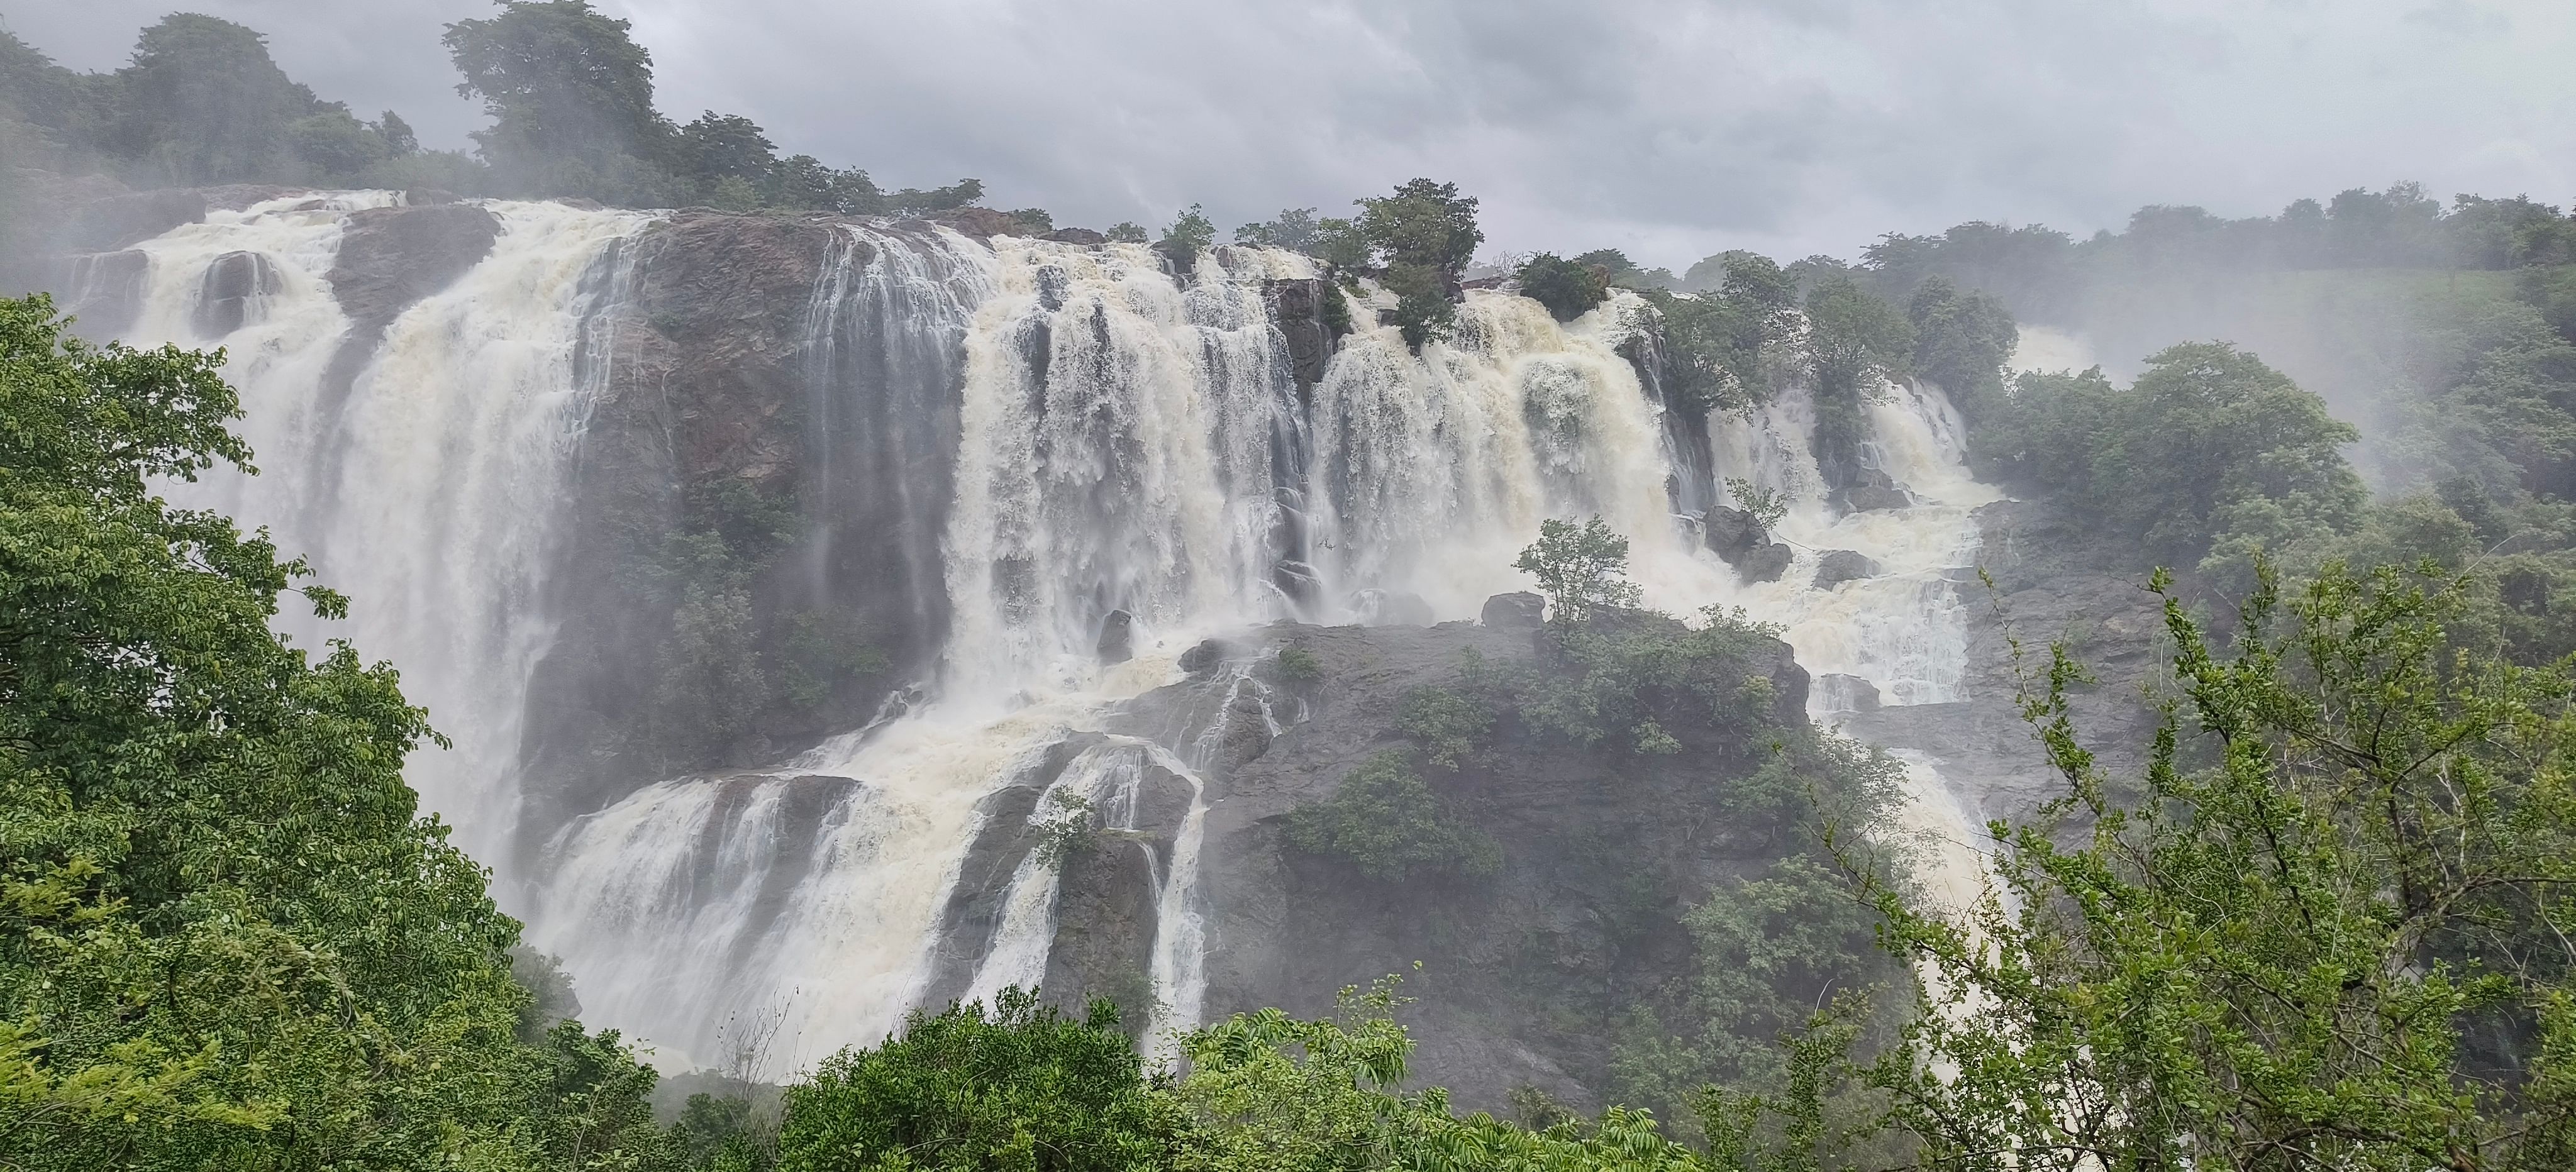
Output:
101 198 2006 1078
528 240 1302 1073
126 192 653 868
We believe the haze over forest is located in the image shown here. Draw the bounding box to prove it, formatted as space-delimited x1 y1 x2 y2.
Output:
10 0 2574 262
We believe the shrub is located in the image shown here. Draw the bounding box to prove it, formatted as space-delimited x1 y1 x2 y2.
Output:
1286 751 1500 881
1516 252 1610 321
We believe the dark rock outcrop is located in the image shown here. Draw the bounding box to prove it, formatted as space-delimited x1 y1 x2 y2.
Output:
1097 610 1136 665
521 212 972 845
1480 591 1546 629
1814 672 1881 712
1703 506 1792 583
328 202 503 329
1813 550 1880 589
1042 227 1108 245
1266 277 1341 389
1835 467 1913 512
190 250 280 338
1835 497 2166 824
1350 589 1435 627
925 206 1026 238
1169 618 1813 1112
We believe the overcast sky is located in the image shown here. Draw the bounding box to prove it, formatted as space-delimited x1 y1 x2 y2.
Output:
8 0 2572 268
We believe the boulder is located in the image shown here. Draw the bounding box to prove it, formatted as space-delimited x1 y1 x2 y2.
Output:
1703 504 1762 553
1835 467 1913 512
1043 227 1108 245
1702 504 1793 583
1733 541 1793 584
1843 484 1913 511
925 206 1023 238
1814 673 1882 712
1813 550 1880 589
1350 589 1435 627
1480 591 1547 629
1179 638 1252 675
1097 609 1135 665
192 250 280 337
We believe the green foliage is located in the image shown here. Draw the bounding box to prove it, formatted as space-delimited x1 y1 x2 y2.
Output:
444 0 671 198
1274 643 1322 683
776 988 1180 1172
0 292 684 1166
1234 207 1319 251
1516 252 1611 321
1802 275 1914 487
1355 179 1483 350
1853 558 2576 1169
1514 515 1643 623
1106 221 1150 244
1160 203 1218 260
1904 275 2018 423
1358 178 1484 279
1977 341 2366 584
1650 253 1799 414
1723 478 1790 530
1611 853 1901 1124
1287 751 1501 882
1396 686 1494 769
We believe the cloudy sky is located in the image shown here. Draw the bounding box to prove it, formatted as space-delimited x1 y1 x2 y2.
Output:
8 0 2572 267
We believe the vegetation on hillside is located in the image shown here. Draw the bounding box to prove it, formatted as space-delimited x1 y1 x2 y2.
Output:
0 4 986 214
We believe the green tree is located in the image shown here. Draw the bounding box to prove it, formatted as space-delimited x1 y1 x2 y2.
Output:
1980 341 2365 583
1517 252 1611 321
0 294 672 1169
1858 559 2576 1170
445 0 674 198
1358 178 1484 349
1515 515 1644 623
1906 275 2018 423
680 110 778 184
1651 253 1799 414
1160 202 1218 264
106 14 323 184
775 988 1182 1171
1802 275 1914 491
1235 207 1319 250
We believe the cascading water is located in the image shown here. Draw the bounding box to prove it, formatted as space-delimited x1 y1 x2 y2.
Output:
100 197 2007 1078
123 192 653 869
529 240 1304 1073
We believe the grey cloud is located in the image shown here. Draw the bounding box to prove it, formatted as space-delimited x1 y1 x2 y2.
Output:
6 0 2572 267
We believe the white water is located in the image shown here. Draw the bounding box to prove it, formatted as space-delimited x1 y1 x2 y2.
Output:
125 192 653 868
109 203 2004 1075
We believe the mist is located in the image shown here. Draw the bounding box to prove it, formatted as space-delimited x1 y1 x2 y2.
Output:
8 0 2572 264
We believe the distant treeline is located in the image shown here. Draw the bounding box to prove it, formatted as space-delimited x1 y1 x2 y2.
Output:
1849 182 2576 316
0 3 993 217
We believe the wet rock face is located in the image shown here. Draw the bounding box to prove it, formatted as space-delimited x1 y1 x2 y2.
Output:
1835 467 1914 512
1097 610 1136 665
328 202 503 331
521 211 973 842
1180 618 1814 1114
1704 505 1793 583
1836 497 2167 826
1350 589 1435 627
191 250 280 338
1814 672 1882 712
1813 549 1880 589
1481 591 1546 629
1266 277 1342 389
